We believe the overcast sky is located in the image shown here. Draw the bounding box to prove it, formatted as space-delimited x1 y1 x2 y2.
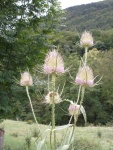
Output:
58 0 104 9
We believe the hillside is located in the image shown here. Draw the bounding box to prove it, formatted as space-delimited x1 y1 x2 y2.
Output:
61 0 113 32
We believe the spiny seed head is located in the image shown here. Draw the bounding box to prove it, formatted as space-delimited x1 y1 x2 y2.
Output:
45 91 61 104
75 66 94 87
80 31 93 48
44 49 65 75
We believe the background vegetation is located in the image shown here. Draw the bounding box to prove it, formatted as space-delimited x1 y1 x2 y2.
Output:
0 0 113 126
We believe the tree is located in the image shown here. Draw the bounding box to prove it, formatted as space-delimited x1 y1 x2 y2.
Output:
86 48 113 124
0 0 62 119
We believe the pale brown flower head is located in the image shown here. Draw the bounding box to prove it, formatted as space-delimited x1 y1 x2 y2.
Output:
20 72 33 86
45 91 61 104
44 49 65 75
75 66 94 87
80 31 93 48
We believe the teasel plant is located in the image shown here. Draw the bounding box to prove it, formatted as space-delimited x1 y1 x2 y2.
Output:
19 31 102 150
65 31 102 148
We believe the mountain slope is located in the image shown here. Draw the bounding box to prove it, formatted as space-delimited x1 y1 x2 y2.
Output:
61 0 113 32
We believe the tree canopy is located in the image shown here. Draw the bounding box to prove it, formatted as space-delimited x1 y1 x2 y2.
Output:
0 0 62 119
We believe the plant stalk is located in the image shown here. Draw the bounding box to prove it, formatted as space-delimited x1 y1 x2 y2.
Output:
26 86 38 124
85 47 88 66
69 86 85 144
26 86 41 136
50 74 56 150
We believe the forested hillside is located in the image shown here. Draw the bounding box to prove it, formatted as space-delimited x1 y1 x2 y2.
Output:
61 0 113 32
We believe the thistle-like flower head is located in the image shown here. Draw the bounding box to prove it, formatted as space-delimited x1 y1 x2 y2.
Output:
68 103 80 116
44 49 65 75
75 66 94 87
20 72 33 86
80 31 93 48
45 91 61 104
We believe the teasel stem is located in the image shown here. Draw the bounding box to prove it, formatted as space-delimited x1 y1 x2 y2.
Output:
26 86 38 123
50 73 56 150
84 46 88 66
50 130 53 150
69 86 85 144
26 86 41 132
76 85 82 104
76 86 85 122
25 86 49 147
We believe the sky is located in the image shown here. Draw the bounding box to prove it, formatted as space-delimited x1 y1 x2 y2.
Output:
58 0 104 9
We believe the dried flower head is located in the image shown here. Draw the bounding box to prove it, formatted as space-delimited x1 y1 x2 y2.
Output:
75 66 94 87
80 31 93 48
44 49 65 75
20 72 33 86
68 103 80 116
45 91 61 104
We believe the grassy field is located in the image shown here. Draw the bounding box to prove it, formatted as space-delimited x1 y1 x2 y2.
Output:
1 120 113 150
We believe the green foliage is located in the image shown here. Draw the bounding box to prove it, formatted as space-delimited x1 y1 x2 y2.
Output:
1 0 113 126
85 49 113 124
61 0 113 32
0 0 62 118
53 31 83 56
37 48 113 125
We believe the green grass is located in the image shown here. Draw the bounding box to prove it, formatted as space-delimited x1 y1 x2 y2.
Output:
2 120 48 150
1 120 113 150
72 127 113 150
